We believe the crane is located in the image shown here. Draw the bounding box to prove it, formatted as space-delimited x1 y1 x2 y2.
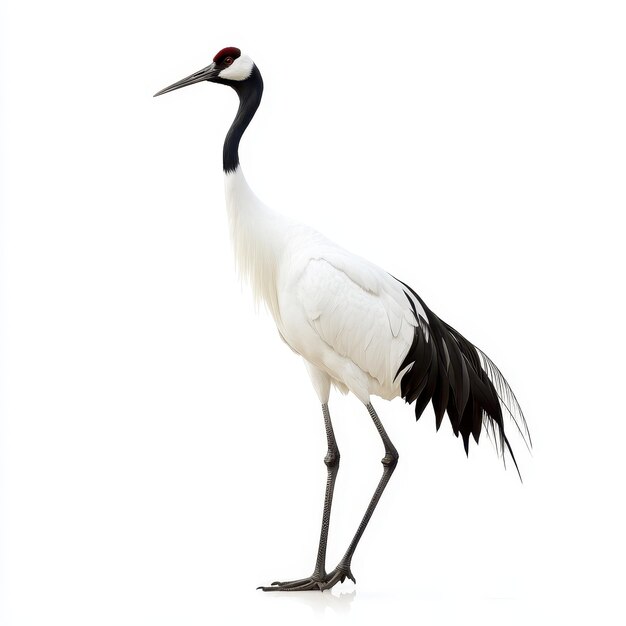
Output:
154 46 530 592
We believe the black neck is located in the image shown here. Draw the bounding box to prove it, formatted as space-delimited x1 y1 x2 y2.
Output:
221 65 263 173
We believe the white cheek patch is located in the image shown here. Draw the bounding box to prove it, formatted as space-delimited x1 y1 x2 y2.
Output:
218 55 254 81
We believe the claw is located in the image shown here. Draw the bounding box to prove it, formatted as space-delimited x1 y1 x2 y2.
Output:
329 564 356 586
268 576 311 589
259 581 316 592
258 566 356 592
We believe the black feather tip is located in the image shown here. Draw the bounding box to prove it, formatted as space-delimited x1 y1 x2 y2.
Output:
394 279 530 480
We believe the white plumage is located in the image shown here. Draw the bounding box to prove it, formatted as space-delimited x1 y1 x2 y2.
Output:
155 46 529 592
226 169 421 404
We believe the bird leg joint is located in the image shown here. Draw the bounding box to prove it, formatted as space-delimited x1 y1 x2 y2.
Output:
381 448 399 469
324 448 340 468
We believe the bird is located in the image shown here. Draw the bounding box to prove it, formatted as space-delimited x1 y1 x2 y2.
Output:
154 46 531 592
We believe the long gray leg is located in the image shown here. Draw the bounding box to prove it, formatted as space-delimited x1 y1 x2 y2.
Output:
259 401 397 592
325 402 398 583
312 403 340 578
259 403 340 591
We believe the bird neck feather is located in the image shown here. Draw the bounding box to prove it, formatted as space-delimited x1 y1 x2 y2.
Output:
223 66 263 173
224 168 285 320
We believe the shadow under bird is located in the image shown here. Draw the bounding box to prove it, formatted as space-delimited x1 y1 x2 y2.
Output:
154 46 531 591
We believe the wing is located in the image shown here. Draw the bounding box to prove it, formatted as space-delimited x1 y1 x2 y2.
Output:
295 250 427 394
291 239 530 475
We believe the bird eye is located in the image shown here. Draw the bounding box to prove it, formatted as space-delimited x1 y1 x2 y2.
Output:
224 57 234 65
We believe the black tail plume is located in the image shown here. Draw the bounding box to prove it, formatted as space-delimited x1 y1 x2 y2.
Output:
395 282 530 479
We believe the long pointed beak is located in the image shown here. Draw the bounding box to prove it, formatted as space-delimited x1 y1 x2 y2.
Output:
153 62 219 97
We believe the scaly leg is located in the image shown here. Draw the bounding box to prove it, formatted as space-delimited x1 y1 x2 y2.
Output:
325 402 398 582
260 402 398 591
259 403 341 591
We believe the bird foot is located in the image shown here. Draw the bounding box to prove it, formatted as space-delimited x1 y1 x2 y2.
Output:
257 565 356 592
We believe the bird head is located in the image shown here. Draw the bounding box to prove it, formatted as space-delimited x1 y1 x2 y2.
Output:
153 47 255 97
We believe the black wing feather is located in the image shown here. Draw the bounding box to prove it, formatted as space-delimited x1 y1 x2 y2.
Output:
394 279 530 478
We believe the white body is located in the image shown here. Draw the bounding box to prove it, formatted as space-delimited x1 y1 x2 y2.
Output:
225 168 429 405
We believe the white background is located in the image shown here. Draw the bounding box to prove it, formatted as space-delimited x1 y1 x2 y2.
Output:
1 1 625 624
